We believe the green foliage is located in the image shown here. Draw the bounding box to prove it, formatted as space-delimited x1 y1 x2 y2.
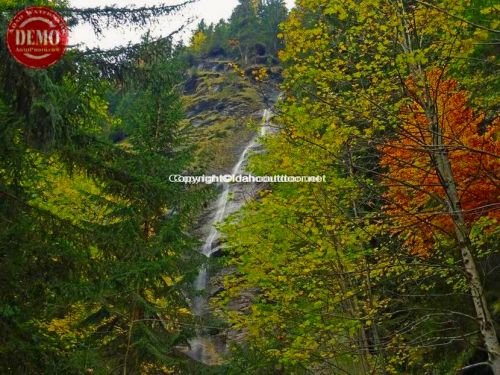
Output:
2 0 498 373
216 0 500 373
185 0 288 64
0 1 203 373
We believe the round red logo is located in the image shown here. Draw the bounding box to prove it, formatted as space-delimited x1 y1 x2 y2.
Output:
6 6 68 69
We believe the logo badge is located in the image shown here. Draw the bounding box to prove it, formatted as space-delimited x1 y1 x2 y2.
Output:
6 6 68 69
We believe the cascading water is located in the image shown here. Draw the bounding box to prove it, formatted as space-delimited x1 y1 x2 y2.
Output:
184 109 272 364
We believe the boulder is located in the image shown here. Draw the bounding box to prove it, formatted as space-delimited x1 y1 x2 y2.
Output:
210 246 226 258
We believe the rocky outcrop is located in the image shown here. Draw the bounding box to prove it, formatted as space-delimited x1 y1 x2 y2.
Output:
182 58 281 364
184 74 200 95
182 59 275 174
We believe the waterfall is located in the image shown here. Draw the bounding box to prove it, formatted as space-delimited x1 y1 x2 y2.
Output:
184 108 271 364
202 108 271 258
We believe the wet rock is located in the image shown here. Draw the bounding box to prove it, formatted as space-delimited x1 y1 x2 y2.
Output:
212 238 222 250
191 118 215 128
207 326 221 336
214 63 228 72
210 285 225 297
215 102 226 111
227 291 257 313
210 247 225 258
184 74 200 95
186 99 220 117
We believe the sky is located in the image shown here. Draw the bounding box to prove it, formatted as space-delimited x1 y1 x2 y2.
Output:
69 0 295 49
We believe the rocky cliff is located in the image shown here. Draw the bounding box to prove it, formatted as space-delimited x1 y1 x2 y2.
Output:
182 59 280 175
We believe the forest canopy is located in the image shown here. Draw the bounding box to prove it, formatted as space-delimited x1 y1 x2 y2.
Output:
0 0 499 374
0 1 208 373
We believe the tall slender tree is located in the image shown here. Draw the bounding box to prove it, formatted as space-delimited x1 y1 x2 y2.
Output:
0 1 202 373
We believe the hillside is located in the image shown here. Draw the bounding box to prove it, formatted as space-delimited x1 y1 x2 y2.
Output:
1 1 499 374
183 60 268 174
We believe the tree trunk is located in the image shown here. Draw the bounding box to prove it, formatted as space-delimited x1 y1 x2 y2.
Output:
492 358 500 375
425 102 500 372
346 143 388 372
331 231 372 374
396 0 499 368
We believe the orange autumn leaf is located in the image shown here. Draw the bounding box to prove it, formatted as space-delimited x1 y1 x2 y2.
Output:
379 70 499 255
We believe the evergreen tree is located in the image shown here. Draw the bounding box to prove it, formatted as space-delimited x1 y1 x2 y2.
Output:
0 1 202 372
185 0 287 63
229 0 259 63
258 0 288 55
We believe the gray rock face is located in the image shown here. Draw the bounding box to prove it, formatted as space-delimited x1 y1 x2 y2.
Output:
184 74 200 94
210 247 225 258
186 109 275 364
189 99 220 115
181 60 281 364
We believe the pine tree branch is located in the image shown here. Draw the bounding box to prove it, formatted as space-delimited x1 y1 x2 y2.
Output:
1 2 197 34
61 1 196 33
69 24 189 78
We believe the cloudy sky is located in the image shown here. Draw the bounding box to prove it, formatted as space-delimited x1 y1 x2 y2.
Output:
70 0 295 49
